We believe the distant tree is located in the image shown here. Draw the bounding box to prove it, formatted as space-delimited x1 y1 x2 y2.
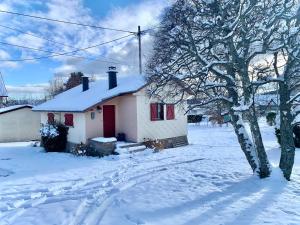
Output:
65 72 84 90
47 75 65 98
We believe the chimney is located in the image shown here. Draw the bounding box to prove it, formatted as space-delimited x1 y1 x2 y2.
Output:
82 76 89 92
108 66 118 89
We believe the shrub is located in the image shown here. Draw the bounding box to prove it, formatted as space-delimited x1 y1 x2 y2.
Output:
40 123 69 152
266 112 276 126
275 123 300 148
293 123 300 147
188 115 202 123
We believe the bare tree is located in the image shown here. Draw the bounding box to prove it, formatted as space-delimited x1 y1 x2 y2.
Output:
147 0 300 178
47 75 65 99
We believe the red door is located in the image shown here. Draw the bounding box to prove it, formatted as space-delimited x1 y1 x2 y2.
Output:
103 105 116 137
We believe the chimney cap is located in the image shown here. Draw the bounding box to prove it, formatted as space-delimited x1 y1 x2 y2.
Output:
108 66 118 72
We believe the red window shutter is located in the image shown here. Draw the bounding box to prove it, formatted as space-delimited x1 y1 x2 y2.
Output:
64 114 74 126
47 113 55 124
150 103 158 121
166 104 175 120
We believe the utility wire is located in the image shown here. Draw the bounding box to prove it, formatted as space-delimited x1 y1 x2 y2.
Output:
0 34 134 62
0 40 136 66
0 10 136 34
0 24 130 64
0 41 120 64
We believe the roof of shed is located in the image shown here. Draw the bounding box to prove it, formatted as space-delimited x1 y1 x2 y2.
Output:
0 105 33 115
33 75 146 112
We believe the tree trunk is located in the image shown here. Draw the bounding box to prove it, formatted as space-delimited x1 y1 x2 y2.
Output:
230 110 259 173
247 106 271 178
238 65 271 178
279 82 295 180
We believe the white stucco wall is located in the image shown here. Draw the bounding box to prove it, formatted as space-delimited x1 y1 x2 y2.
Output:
135 89 188 143
0 108 40 142
41 112 86 144
39 88 187 144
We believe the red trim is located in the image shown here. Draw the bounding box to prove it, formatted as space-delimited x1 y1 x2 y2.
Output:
64 113 74 126
150 103 158 121
47 113 55 124
166 104 175 120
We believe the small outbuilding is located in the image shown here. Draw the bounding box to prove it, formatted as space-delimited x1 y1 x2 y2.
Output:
0 105 41 142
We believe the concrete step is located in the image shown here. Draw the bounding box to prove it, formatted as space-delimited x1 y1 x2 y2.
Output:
128 145 147 153
119 143 144 149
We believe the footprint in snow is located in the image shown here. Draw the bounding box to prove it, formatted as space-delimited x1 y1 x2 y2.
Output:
125 214 145 225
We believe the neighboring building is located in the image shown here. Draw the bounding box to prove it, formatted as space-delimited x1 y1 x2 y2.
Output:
33 67 188 149
0 105 41 142
255 91 279 115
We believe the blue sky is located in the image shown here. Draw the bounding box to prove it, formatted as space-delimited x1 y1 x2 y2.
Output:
0 0 168 98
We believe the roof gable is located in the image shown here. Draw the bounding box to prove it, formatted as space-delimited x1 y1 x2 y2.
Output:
33 75 146 112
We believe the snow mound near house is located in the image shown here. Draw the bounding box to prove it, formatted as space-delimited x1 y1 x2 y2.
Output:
33 75 146 112
91 137 117 143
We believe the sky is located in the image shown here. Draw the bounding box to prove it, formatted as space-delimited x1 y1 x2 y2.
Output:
0 0 170 99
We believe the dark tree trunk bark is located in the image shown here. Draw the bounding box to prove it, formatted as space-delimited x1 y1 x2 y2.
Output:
279 82 295 181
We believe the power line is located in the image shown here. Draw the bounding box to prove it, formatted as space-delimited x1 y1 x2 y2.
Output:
0 24 130 64
0 10 136 34
0 40 136 66
0 34 135 62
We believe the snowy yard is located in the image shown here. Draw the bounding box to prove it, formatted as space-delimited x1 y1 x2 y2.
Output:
0 122 300 225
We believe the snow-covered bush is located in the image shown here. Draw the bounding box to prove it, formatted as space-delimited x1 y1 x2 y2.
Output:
40 123 69 152
266 112 276 126
71 143 91 156
40 124 59 138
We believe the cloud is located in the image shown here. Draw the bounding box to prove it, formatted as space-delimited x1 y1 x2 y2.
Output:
0 0 170 96
6 83 49 98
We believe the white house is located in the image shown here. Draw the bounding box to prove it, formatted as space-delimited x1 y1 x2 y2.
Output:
33 67 188 149
0 105 41 142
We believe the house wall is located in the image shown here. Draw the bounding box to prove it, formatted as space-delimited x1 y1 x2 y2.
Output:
135 89 188 143
0 108 40 142
84 95 138 142
116 95 138 142
41 112 86 144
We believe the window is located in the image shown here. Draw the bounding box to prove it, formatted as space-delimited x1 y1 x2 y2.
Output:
166 104 175 120
64 114 74 126
47 113 55 124
150 103 164 121
91 112 95 120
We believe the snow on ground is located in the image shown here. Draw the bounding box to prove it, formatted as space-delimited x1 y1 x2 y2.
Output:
0 121 300 225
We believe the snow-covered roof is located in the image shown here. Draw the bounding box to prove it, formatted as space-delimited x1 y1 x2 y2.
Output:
0 105 33 115
0 73 8 97
33 75 146 112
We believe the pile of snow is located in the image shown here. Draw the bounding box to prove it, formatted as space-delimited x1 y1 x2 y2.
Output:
91 137 117 143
